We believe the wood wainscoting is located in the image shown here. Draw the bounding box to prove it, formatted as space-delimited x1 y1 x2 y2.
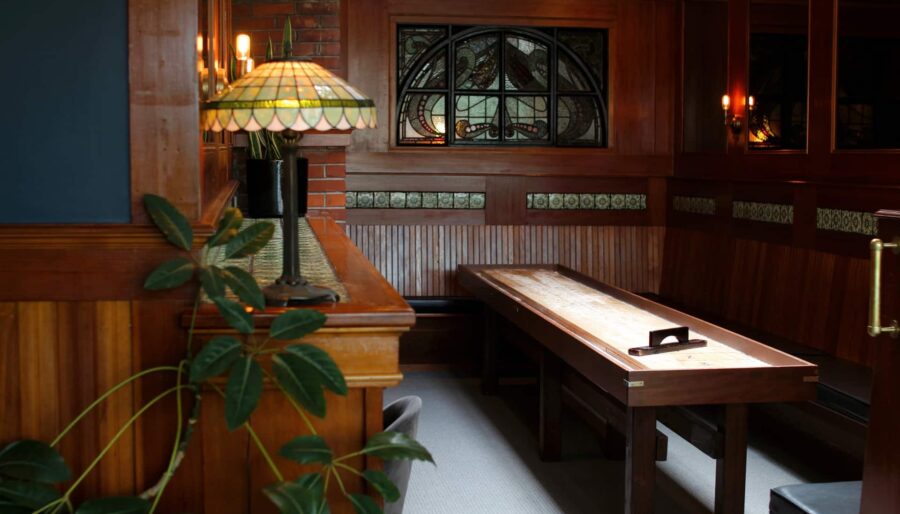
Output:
661 226 873 367
346 225 666 297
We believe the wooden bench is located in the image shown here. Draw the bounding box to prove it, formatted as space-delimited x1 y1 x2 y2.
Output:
460 264 818 514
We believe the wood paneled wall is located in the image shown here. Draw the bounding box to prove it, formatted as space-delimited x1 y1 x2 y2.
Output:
0 302 136 502
347 225 665 296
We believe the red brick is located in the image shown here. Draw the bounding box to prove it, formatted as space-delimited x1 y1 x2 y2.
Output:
326 164 345 178
320 42 341 56
317 15 339 28
303 150 329 164
306 193 326 208
307 178 346 192
324 150 345 164
296 1 339 14
253 3 295 17
325 193 346 207
306 164 326 178
310 56 341 70
291 15 320 29
232 4 252 18
300 28 341 42
239 17 277 30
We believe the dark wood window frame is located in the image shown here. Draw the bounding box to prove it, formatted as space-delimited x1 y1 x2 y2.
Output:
396 24 609 147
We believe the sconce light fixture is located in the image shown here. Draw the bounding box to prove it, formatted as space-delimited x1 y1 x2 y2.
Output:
235 33 254 78
722 93 743 135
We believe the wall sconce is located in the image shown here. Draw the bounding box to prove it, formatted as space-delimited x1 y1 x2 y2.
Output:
722 94 742 135
235 33 253 78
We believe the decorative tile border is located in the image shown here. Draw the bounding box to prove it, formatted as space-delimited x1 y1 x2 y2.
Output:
346 191 485 209
672 195 717 215
816 208 878 236
732 201 793 225
526 193 647 211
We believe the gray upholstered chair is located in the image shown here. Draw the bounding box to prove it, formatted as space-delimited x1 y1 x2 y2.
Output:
770 481 861 514
383 396 423 514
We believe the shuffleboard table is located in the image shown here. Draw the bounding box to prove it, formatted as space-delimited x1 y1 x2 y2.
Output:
458 264 818 514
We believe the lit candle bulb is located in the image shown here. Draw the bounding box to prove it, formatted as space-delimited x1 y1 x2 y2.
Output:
245 58 255 74
748 95 755 111
722 94 730 111
236 33 251 61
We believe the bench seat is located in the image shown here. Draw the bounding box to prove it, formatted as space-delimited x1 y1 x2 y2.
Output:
770 481 861 514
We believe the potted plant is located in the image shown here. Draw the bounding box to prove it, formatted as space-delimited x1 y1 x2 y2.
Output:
0 195 432 514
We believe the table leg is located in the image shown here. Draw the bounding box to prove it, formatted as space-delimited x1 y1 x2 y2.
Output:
481 307 499 395
715 404 748 514
539 350 562 461
625 406 656 514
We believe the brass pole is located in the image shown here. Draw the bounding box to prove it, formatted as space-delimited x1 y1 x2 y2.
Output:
867 238 899 338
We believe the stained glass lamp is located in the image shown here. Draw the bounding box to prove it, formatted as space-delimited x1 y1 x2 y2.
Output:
202 57 376 305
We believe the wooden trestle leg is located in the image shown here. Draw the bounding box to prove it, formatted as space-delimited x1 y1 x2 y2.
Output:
625 406 657 514
481 307 499 395
539 349 562 461
715 403 748 514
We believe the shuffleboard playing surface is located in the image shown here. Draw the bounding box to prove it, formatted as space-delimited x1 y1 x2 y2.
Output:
483 268 768 371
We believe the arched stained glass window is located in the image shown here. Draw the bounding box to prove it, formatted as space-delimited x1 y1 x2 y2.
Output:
397 24 608 147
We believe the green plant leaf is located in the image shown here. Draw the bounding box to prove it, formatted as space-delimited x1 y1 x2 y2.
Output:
75 496 151 514
361 432 434 463
282 17 293 57
212 297 254 334
270 310 327 340
0 500 30 514
143 194 193 250
199 266 226 299
225 223 275 259
0 480 61 509
348 494 382 514
143 258 194 291
208 208 244 247
294 473 324 496
225 357 263 430
263 480 320 514
284 344 347 396
266 37 275 61
0 440 71 483
279 435 332 465
272 353 326 418
189 336 242 383
222 266 265 311
361 470 400 503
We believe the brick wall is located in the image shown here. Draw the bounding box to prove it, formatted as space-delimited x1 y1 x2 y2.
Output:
232 0 347 221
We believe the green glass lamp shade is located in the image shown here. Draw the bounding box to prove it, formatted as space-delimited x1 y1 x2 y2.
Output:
201 58 376 132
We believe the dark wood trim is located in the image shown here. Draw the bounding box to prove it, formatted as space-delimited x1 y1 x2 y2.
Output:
625 406 657 514
714 404 748 514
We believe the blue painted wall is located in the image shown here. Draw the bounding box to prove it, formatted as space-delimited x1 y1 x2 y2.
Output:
0 0 130 223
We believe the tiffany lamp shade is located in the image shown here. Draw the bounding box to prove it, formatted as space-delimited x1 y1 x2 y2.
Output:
202 57 376 305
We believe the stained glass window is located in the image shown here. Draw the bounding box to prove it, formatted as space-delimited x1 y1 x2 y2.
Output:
397 24 608 147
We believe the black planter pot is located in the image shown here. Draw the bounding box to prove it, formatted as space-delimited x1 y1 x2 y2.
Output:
245 158 309 218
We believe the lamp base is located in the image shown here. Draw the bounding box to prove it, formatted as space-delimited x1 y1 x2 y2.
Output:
263 278 339 306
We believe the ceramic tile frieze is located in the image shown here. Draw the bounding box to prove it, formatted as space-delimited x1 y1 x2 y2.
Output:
526 193 647 210
732 201 793 225
346 191 486 209
816 208 878 236
672 195 716 215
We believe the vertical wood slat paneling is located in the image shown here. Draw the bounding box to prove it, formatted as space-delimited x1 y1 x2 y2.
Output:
346 225 666 296
0 301 136 498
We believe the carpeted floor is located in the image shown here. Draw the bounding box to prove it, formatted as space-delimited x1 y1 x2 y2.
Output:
384 371 830 514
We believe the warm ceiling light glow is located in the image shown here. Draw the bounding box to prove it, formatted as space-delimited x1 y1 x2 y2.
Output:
196 34 204 53
721 94 730 111
236 33 251 60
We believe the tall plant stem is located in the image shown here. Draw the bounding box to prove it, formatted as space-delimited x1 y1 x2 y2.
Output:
330 466 348 496
186 290 202 356
61 386 189 504
209 383 284 482
50 366 181 447
148 361 188 513
261 367 317 435
334 462 362 476
245 422 284 482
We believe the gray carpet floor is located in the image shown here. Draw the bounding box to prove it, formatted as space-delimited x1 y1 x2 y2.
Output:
384 371 830 514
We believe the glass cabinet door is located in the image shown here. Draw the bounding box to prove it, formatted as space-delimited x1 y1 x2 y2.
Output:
682 0 728 153
836 0 900 150
748 0 808 151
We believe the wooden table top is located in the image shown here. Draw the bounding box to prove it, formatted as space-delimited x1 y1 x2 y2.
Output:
460 264 818 406
190 217 415 329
